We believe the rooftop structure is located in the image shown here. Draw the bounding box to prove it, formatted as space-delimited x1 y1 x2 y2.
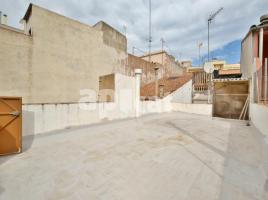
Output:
0 4 127 104
140 50 184 77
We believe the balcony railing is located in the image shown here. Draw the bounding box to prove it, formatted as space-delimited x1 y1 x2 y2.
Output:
193 72 212 92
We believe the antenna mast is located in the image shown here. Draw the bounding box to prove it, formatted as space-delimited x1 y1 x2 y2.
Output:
160 38 165 65
207 7 223 61
149 0 152 63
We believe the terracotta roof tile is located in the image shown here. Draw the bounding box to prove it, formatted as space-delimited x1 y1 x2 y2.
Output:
141 73 192 97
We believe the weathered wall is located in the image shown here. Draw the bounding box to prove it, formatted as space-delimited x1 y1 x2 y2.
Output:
213 81 249 119
141 52 183 77
0 4 127 104
127 54 163 85
22 74 205 136
93 21 127 53
99 74 115 102
23 73 136 135
241 32 253 78
0 25 32 99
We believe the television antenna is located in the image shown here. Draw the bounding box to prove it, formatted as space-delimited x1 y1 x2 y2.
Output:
207 7 223 61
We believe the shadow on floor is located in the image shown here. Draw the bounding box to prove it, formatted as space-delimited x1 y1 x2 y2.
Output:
166 121 225 178
219 122 267 200
0 110 35 166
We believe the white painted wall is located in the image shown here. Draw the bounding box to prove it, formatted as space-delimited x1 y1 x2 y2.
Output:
23 73 136 136
250 103 268 137
170 80 192 103
22 76 211 136
250 103 268 177
172 103 212 116
22 102 131 136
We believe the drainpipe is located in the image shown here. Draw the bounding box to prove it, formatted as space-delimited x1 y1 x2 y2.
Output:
259 28 264 100
259 28 264 65
135 69 142 118
265 58 268 104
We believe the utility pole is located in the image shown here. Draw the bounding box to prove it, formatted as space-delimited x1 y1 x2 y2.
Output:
148 0 152 63
207 7 223 62
160 38 165 65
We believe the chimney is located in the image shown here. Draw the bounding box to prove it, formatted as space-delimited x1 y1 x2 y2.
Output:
20 19 26 32
260 14 268 25
1 14 8 25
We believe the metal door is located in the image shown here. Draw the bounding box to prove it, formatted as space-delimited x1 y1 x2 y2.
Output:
0 97 22 155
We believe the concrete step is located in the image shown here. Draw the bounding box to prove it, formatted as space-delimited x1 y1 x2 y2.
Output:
192 100 209 104
193 93 208 101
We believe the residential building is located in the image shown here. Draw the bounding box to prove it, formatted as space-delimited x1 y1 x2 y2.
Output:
240 14 268 155
0 4 127 104
127 54 162 85
140 50 184 77
241 13 268 105
180 61 192 69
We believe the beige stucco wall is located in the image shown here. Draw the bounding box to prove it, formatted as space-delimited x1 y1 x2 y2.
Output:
141 52 183 77
241 32 253 78
0 25 33 99
0 4 127 104
128 54 162 85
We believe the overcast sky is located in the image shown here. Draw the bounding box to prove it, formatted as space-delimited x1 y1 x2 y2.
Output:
1 0 267 63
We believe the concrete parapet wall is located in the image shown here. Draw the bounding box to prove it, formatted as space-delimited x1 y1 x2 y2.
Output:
21 79 200 136
250 103 268 177
172 103 212 116
22 102 135 136
170 80 192 103
250 103 268 137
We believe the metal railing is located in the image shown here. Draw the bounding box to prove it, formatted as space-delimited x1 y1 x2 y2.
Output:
193 72 212 92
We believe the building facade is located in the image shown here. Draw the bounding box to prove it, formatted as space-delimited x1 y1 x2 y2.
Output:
127 54 164 85
140 51 184 78
241 14 268 104
0 4 127 104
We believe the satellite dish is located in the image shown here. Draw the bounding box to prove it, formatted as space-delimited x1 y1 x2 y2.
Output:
204 62 214 73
